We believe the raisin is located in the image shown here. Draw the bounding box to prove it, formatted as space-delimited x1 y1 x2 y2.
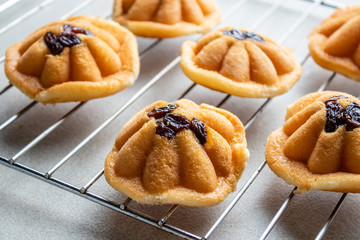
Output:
72 26 94 36
324 98 345 133
223 29 246 40
163 113 190 132
344 102 360 131
323 96 360 132
44 32 64 55
190 118 207 145
222 29 264 42
43 24 94 55
58 32 81 47
63 24 94 36
244 32 264 42
156 122 176 139
153 110 208 145
63 24 74 32
147 104 178 119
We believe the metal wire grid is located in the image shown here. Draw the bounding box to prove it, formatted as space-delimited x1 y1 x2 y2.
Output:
0 0 354 239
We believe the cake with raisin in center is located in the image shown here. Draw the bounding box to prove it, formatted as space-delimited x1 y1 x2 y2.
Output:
266 91 360 193
180 27 302 98
309 6 360 81
105 99 250 206
5 15 139 103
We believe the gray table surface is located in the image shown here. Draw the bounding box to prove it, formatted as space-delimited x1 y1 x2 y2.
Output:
1 0 359 239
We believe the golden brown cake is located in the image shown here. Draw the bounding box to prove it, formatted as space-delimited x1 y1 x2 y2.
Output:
105 99 249 206
309 6 360 82
180 27 302 98
5 15 140 103
266 91 360 193
112 0 221 38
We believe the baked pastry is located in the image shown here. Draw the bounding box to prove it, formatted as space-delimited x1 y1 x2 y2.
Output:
105 99 249 206
266 91 360 193
180 27 302 98
5 15 139 103
112 0 221 38
309 6 360 82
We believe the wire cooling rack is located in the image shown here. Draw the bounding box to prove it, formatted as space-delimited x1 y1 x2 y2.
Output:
0 0 359 239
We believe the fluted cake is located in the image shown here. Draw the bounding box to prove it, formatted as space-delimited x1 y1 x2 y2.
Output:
180 27 302 98
105 99 250 206
112 0 221 38
309 6 360 82
266 91 360 193
5 15 140 103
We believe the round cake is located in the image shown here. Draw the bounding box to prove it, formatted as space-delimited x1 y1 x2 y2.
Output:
266 91 360 193
309 6 360 82
105 99 250 206
5 15 140 103
180 27 302 98
112 0 221 38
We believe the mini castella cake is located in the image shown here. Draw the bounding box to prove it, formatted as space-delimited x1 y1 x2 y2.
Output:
112 0 221 38
266 91 360 193
105 99 249 206
180 27 302 98
309 6 360 82
5 15 140 103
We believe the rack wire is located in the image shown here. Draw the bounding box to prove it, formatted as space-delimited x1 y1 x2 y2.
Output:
0 0 357 239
